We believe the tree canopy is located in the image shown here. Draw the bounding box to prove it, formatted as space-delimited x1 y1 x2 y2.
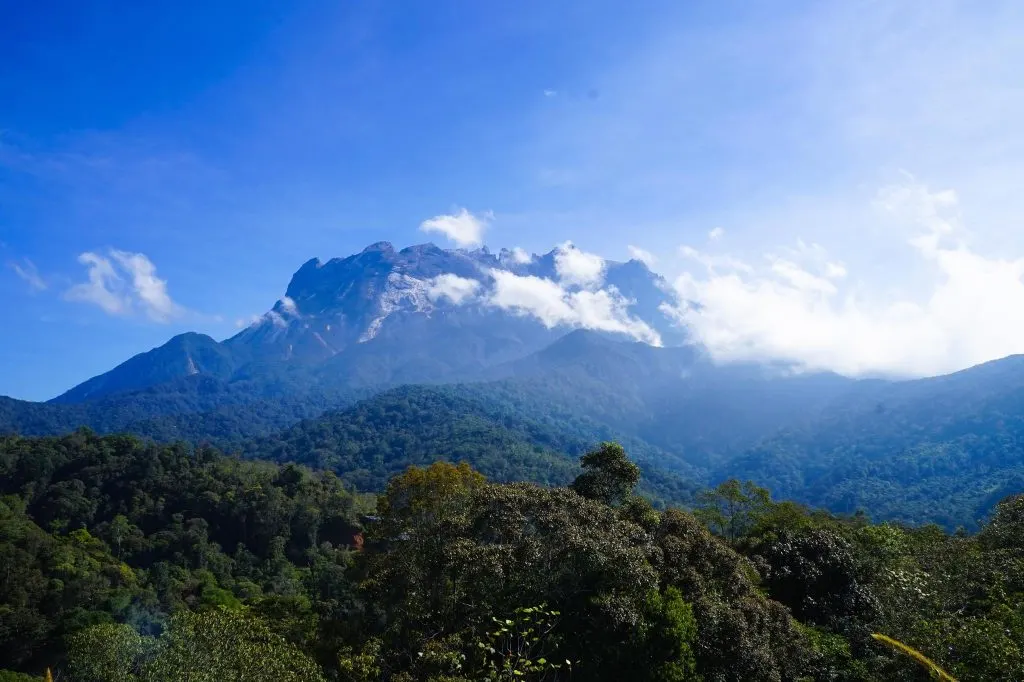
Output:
0 433 1021 680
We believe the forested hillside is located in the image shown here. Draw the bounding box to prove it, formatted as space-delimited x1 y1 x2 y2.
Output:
1 433 1021 680
723 356 1024 529
241 384 701 504
5 340 1024 529
0 376 359 444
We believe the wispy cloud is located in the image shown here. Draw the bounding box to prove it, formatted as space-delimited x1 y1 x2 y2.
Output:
235 314 263 329
420 208 491 247
9 258 47 291
279 296 298 314
65 249 183 322
108 250 181 322
663 177 1024 377
523 0 1024 271
65 253 128 315
627 245 657 267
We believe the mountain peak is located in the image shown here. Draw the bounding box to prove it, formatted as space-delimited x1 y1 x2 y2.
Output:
362 241 395 254
398 242 446 257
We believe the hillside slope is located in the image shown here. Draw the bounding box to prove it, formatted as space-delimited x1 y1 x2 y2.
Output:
723 356 1024 528
242 384 700 505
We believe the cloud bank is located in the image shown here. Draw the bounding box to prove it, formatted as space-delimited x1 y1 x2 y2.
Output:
417 245 660 345
65 249 182 322
487 269 660 345
662 178 1024 377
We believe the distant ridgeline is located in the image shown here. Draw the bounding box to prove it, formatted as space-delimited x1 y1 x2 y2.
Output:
1 432 1022 680
3 241 1024 531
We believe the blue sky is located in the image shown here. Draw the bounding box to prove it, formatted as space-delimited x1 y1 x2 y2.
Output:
4 0 1024 400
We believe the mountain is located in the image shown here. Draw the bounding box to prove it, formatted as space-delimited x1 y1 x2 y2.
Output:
52 333 237 403
3 376 358 444
5 240 1024 529
481 331 856 469
721 355 1024 529
46 242 678 405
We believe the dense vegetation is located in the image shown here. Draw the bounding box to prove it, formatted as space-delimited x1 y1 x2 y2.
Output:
8 340 1024 529
722 356 1024 530
0 430 369 675
0 375 359 445
1 432 1022 680
241 385 700 505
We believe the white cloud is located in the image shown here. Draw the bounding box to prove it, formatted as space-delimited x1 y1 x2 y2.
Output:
65 252 128 316
510 247 533 264
279 296 298 314
554 241 605 288
708 227 725 241
488 271 569 326
824 262 847 279
679 245 753 274
109 250 181 322
627 245 657 267
65 249 182 322
544 89 558 98
235 314 262 329
420 208 490 247
487 269 661 345
664 178 1024 377
427 273 482 304
10 258 47 291
265 310 288 328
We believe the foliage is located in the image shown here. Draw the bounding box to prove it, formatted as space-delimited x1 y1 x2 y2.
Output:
359 460 800 681
704 479 1024 681
65 609 326 682
470 605 569 681
240 385 698 505
694 479 771 543
8 331 1024 531
0 433 1022 680
144 608 327 682
0 431 363 674
0 672 43 682
570 442 640 506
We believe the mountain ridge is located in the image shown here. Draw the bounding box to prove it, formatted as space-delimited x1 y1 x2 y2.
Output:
5 240 1024 529
49 241 679 404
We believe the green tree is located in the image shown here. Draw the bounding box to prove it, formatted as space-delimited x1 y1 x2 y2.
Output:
570 442 640 507
631 588 698 682
144 608 325 682
694 479 771 544
366 467 659 681
65 623 151 682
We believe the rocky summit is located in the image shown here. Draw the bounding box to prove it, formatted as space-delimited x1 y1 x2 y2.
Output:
54 241 681 402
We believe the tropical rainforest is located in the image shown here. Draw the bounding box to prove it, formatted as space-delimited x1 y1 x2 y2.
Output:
1 430 1021 680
